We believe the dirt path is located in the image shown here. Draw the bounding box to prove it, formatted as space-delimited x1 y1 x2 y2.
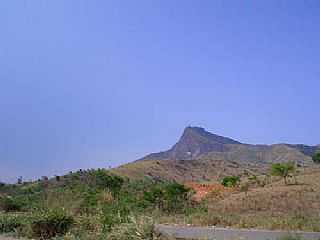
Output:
156 224 320 240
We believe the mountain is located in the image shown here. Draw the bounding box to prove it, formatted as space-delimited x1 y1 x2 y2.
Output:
113 126 319 182
141 126 241 160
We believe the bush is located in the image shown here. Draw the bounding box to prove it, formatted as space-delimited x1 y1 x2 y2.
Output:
221 176 240 187
271 162 295 184
94 170 124 196
101 200 131 232
143 183 191 213
107 216 161 240
312 152 320 164
31 209 74 239
0 214 24 233
0 196 23 212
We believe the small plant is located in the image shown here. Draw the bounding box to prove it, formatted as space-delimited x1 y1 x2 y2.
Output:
107 216 161 240
221 176 240 187
31 208 74 239
240 182 249 196
271 162 295 185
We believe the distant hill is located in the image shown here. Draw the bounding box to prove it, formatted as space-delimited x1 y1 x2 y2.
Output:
113 126 319 182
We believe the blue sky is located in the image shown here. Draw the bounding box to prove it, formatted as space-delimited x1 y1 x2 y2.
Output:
1 1 320 182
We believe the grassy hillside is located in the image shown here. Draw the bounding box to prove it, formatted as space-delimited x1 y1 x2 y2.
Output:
1 165 320 239
0 169 194 240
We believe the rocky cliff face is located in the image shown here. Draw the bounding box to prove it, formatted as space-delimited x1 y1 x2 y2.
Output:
142 126 241 160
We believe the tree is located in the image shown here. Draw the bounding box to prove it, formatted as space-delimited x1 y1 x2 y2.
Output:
271 162 295 185
95 170 124 197
143 183 190 212
221 176 240 187
17 176 23 185
312 151 320 164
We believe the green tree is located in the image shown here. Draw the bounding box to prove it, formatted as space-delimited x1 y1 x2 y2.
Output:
271 162 295 185
143 182 190 212
312 151 320 164
221 176 240 187
94 170 124 197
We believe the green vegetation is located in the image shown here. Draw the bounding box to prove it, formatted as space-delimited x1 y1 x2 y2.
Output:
221 176 240 187
0 196 23 212
0 214 25 233
271 162 295 185
31 209 74 239
312 151 320 163
1 166 320 239
143 182 190 213
0 169 194 239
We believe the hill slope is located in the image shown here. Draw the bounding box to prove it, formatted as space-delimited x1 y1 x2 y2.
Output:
114 126 319 182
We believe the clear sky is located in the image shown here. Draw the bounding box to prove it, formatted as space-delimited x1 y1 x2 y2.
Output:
1 1 320 183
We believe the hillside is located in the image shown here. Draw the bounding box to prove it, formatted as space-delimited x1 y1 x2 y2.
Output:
114 126 318 182
1 127 320 239
157 168 320 232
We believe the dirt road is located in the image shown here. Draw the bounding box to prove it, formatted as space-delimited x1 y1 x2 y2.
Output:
156 224 320 240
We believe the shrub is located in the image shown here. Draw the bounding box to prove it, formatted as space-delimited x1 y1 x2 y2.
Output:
312 151 320 164
94 170 124 196
0 214 24 233
0 196 23 212
164 183 190 212
221 176 240 187
31 208 74 239
143 183 191 213
271 162 295 185
107 216 161 240
101 200 131 232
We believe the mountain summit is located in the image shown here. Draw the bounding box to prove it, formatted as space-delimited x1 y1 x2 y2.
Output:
142 126 241 160
141 126 319 163
116 126 319 182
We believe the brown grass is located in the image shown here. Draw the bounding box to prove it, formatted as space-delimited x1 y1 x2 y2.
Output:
159 168 320 232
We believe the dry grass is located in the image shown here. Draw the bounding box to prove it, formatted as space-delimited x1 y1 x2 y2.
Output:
159 168 320 232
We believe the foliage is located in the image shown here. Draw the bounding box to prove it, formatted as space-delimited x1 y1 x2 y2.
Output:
312 151 320 164
143 182 191 213
107 216 161 240
101 199 131 232
93 169 124 196
31 208 74 239
271 162 295 184
0 196 23 212
221 176 240 187
0 214 25 233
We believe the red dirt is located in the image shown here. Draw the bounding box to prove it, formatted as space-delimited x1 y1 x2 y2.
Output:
186 183 226 201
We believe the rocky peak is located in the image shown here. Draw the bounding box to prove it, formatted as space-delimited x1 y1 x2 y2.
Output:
141 126 241 161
